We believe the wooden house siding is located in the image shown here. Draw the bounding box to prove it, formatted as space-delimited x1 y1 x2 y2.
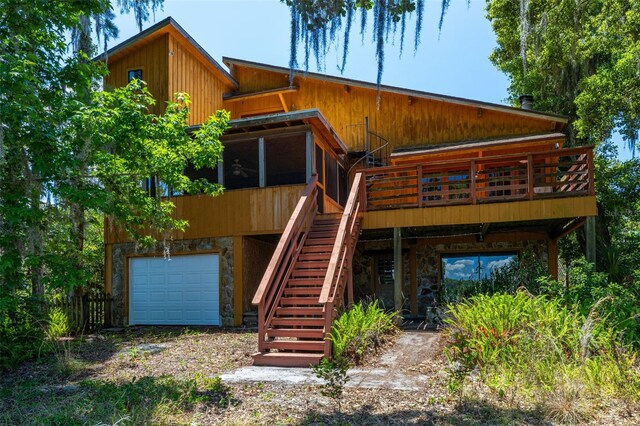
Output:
226 65 561 152
105 184 306 244
362 196 597 230
168 32 233 125
104 34 169 116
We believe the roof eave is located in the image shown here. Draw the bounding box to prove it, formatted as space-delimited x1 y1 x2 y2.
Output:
222 57 569 124
94 17 238 90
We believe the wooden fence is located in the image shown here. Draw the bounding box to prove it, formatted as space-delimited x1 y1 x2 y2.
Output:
55 292 112 333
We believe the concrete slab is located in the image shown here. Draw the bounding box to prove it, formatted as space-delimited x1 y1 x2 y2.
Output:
220 331 439 391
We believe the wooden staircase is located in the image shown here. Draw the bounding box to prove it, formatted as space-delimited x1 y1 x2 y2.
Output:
253 216 339 367
252 173 366 367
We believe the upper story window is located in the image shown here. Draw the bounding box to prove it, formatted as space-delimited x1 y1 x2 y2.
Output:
128 69 143 82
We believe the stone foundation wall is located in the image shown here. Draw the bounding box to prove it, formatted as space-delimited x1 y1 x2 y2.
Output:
110 237 235 326
352 236 548 319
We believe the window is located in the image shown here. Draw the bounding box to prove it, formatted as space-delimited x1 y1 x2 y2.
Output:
440 253 518 303
338 164 348 206
265 133 306 186
142 176 168 198
128 69 143 82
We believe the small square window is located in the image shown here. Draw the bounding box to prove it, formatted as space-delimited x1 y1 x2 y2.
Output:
127 69 143 82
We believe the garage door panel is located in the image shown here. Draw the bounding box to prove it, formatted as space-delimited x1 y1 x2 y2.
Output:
129 254 220 326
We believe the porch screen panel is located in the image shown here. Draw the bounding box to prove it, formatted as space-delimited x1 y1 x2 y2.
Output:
264 133 306 187
338 164 348 206
325 152 338 201
223 138 259 190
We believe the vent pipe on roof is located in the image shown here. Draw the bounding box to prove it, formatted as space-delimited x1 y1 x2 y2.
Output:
519 94 534 110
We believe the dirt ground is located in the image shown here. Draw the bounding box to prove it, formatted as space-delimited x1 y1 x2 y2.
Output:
1 327 638 425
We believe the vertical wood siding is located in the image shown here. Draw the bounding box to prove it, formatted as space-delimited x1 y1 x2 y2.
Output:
168 33 231 125
226 66 560 152
104 35 169 116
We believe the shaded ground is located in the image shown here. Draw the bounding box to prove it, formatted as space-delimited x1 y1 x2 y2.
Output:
0 327 638 425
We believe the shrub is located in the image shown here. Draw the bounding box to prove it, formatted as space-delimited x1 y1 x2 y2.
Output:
328 300 399 364
444 292 640 419
541 258 640 348
0 297 46 370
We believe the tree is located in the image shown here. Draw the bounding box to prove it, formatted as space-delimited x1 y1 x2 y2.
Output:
486 0 640 275
486 0 640 150
0 0 227 369
283 0 459 86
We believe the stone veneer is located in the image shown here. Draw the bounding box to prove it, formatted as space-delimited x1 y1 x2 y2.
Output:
110 237 234 326
352 237 548 322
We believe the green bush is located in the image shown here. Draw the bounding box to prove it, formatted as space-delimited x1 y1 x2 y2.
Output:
328 300 399 364
444 292 640 419
541 259 640 348
0 298 46 370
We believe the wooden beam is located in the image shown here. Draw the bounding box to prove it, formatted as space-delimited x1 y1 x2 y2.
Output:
278 92 289 112
223 86 298 102
394 227 403 314
409 244 417 317
258 137 265 188
233 236 244 326
550 217 586 240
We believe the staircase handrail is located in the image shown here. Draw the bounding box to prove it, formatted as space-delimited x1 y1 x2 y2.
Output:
252 175 318 351
319 172 365 305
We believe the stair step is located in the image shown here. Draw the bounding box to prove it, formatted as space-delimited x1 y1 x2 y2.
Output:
301 245 333 253
283 287 321 296
287 278 324 287
276 307 324 316
266 328 326 339
292 269 327 278
295 260 329 269
309 231 338 238
271 317 325 327
279 297 322 306
298 253 331 261
306 238 336 246
252 352 323 367
263 340 325 352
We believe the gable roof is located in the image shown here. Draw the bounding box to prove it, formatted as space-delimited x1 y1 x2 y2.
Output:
95 17 238 89
222 57 568 124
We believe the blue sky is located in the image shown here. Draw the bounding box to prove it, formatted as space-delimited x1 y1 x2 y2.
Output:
109 0 633 160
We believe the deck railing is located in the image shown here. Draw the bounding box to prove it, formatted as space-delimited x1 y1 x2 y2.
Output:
252 175 318 352
318 172 366 358
364 146 595 211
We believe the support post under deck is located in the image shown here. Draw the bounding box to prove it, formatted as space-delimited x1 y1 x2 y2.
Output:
393 227 403 314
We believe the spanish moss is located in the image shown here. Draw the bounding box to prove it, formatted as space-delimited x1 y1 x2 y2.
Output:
284 0 429 88
414 0 423 52
438 0 450 33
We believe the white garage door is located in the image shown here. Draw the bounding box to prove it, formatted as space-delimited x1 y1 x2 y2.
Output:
129 254 220 325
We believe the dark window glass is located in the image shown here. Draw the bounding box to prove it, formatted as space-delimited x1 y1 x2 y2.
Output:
184 162 219 185
315 144 323 183
265 133 306 186
325 152 338 201
223 139 259 190
142 176 168 197
128 69 143 82
338 165 348 206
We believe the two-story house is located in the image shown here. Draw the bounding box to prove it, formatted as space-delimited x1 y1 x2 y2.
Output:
99 17 597 366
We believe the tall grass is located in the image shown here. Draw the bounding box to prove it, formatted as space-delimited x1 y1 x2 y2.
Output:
445 292 640 422
329 300 398 364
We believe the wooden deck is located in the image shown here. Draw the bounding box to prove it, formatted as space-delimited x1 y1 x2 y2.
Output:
363 146 594 211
